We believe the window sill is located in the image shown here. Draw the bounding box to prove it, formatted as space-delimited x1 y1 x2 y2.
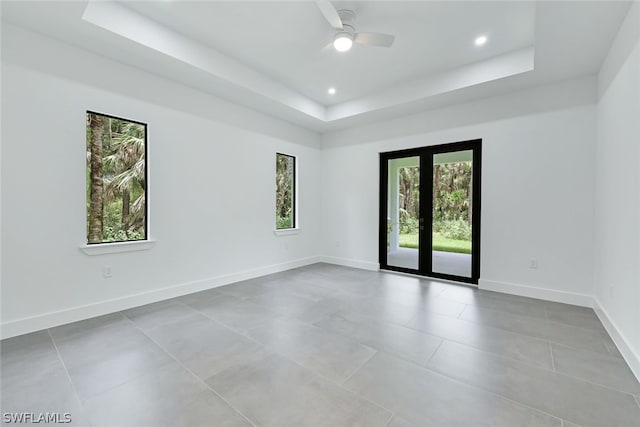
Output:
273 228 300 236
80 240 156 256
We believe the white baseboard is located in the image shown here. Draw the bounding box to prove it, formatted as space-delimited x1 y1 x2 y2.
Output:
592 297 640 382
319 255 380 271
0 256 321 340
478 278 593 307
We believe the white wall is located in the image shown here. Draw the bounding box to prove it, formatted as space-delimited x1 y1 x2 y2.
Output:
594 2 640 378
321 78 597 305
0 26 321 338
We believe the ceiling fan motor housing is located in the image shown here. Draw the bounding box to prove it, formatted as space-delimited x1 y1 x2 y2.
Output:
337 9 356 29
335 10 356 44
335 25 355 43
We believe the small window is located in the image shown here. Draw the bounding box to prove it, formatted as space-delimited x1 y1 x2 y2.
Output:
275 153 296 229
86 111 147 244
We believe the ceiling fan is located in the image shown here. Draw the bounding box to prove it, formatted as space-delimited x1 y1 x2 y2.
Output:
316 0 395 52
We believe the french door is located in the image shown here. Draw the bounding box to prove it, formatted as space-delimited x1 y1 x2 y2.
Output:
379 139 482 284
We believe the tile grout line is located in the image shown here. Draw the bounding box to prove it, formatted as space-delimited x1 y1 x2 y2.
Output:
634 395 640 409
46 329 87 422
54 313 194 401
451 308 622 360
438 377 565 424
457 304 468 319
318 298 635 393
121 316 258 427
439 293 552 321
57 281 640 410
462 303 611 335
275 348 396 417
553 368 640 400
340 349 379 386
50 268 640 424
424 337 445 367
406 348 567 424
183 307 398 418
180 274 632 403
134 302 396 422
311 312 492 381
50 311 129 343
401 311 417 327
183 301 281 346
383 412 395 427
430 338 640 403
401 320 555 372
191 306 399 417
549 342 556 372
604 342 622 358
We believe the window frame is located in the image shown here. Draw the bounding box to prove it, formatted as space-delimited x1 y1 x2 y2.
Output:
85 110 149 245
275 152 297 231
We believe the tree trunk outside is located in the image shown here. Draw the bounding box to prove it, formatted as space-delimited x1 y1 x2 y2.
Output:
285 159 292 216
433 164 440 220
414 168 420 218
468 173 473 225
405 170 413 214
122 189 130 233
88 114 104 243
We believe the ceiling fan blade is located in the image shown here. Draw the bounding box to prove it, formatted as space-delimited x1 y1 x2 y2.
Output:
355 32 395 47
316 0 343 30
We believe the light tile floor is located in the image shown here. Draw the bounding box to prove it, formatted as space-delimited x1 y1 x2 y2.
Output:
2 263 639 426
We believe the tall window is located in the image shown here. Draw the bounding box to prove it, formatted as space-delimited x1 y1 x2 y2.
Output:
275 153 296 229
86 111 147 244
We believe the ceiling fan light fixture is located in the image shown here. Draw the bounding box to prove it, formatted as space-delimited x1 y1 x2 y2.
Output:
333 33 353 52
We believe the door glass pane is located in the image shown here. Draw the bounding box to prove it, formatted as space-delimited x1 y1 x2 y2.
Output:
387 156 420 270
432 150 473 277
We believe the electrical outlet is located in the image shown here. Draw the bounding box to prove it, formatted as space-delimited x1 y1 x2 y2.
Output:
529 258 538 269
103 265 112 278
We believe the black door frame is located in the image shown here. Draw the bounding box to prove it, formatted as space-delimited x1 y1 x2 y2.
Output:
378 139 482 284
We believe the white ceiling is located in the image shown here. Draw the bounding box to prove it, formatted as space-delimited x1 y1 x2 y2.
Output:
0 1 632 132
124 1 536 105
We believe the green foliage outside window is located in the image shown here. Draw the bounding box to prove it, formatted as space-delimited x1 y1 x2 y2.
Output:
398 162 473 253
276 153 295 229
86 112 146 244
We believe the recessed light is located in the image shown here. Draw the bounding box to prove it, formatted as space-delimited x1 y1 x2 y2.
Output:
328 87 336 95
475 35 487 46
